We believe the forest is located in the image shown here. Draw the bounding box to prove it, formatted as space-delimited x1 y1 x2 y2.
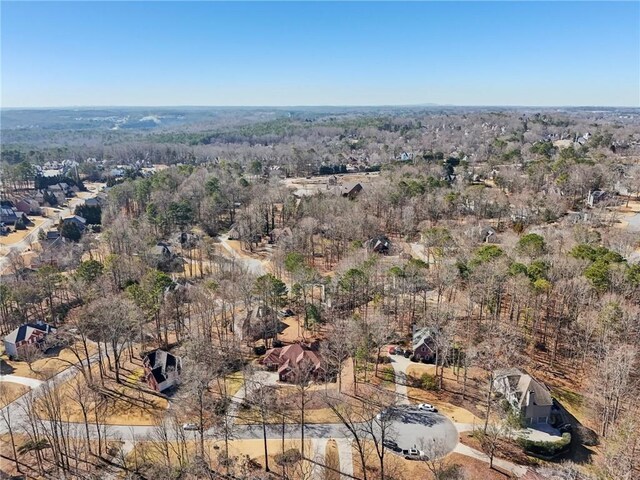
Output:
0 107 639 480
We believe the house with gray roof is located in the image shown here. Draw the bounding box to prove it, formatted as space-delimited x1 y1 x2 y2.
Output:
143 349 182 392
412 326 437 362
3 322 56 360
493 368 554 425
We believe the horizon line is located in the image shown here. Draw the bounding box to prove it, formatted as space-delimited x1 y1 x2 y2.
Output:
2 104 639 110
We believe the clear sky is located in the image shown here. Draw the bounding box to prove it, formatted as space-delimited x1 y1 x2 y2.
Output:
1 1 639 107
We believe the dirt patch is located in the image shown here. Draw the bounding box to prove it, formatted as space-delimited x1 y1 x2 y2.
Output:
447 452 518 480
458 430 536 468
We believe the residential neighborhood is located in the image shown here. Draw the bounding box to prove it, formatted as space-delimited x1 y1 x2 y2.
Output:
0 2 639 479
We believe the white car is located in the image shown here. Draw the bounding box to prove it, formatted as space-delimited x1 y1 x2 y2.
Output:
182 423 199 431
417 403 438 413
402 448 426 460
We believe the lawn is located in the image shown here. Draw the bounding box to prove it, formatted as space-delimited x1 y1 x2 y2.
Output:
405 363 489 422
128 438 312 479
0 382 30 407
0 341 98 381
34 363 168 426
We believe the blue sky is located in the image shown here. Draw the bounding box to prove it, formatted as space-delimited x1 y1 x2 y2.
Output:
1 1 639 107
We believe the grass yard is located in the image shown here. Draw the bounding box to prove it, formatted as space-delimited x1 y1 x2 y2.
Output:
34 364 168 426
0 382 30 407
0 341 97 381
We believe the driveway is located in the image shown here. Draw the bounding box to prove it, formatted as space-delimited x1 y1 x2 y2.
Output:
389 354 412 405
219 236 266 276
0 375 43 389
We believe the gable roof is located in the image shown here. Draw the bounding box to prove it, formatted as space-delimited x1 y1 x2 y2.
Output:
412 327 436 350
144 349 181 384
4 322 55 345
494 368 553 408
63 215 86 224
262 343 322 373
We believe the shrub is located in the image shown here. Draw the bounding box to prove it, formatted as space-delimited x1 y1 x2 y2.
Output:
377 355 392 364
275 448 303 466
253 345 266 355
518 432 571 457
421 373 439 391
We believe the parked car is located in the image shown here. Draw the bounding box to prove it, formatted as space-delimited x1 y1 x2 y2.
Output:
417 403 438 413
388 346 396 355
376 410 388 421
395 347 404 356
182 423 199 431
383 439 400 452
279 308 294 317
402 448 426 460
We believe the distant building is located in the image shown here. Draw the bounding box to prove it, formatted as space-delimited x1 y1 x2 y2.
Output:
333 183 363 199
366 235 392 255
61 215 87 232
587 190 608 208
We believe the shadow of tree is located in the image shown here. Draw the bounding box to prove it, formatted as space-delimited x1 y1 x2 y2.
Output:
0 359 16 375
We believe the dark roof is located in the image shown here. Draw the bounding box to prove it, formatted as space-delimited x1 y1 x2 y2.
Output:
5 322 55 344
144 349 181 384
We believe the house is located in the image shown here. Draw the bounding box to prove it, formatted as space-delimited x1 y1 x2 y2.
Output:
587 190 608 208
0 207 20 226
0 207 29 227
493 368 554 425
83 197 100 207
228 225 241 240
397 152 414 161
143 349 182 392
241 306 277 342
334 183 363 199
3 321 56 360
14 197 42 215
61 215 87 231
262 343 324 383
412 326 436 362
148 241 182 271
481 226 498 243
269 227 292 244
366 235 391 255
45 230 61 241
